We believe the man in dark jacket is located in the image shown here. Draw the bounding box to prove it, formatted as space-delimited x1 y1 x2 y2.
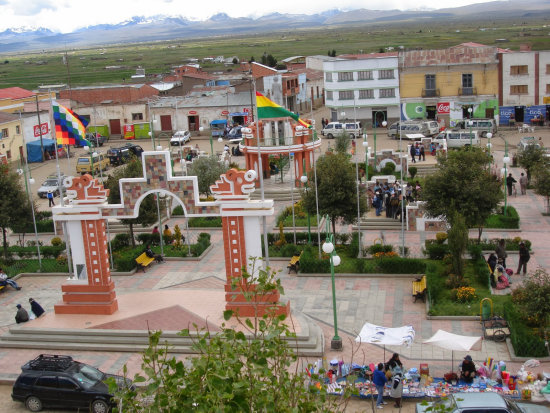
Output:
373 363 388 408
29 298 45 318
506 173 516 196
516 242 530 275
460 355 476 383
15 304 29 324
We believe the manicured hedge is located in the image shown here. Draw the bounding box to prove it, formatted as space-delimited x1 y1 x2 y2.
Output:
485 206 519 229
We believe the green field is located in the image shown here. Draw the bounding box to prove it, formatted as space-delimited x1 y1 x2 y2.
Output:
1 18 550 89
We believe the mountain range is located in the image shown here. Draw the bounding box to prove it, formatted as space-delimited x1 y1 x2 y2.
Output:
1 0 550 53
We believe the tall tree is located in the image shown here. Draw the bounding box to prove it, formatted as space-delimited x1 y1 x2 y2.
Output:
517 144 546 183
422 148 503 241
0 165 33 257
301 153 366 236
532 164 550 214
187 157 228 196
105 159 160 247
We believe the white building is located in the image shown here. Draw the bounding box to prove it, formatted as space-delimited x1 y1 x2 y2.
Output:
323 53 400 125
499 49 550 124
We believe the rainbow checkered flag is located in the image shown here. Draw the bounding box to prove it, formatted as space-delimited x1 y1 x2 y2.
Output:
52 100 90 146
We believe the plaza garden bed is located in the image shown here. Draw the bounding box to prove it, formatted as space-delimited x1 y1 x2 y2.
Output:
484 206 520 229
276 203 319 228
172 206 222 227
424 236 532 260
0 258 70 276
111 232 211 272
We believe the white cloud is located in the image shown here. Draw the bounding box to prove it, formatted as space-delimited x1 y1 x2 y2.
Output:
0 0 496 32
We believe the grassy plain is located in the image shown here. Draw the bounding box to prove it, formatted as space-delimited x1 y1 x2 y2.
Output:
1 18 550 89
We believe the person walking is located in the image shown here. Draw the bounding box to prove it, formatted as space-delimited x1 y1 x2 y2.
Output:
373 363 388 409
409 144 416 163
516 242 530 275
495 239 508 268
420 144 426 161
506 173 516 196
47 190 55 207
29 298 45 318
15 304 29 324
519 173 528 195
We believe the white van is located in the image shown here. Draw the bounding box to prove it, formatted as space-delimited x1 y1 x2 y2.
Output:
322 121 361 139
455 118 497 137
433 130 479 148
388 120 439 138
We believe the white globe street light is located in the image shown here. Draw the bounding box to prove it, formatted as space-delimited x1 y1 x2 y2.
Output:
322 241 334 254
332 255 341 267
300 175 308 184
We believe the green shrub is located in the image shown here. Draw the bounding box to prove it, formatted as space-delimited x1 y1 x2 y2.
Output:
111 233 132 251
408 166 418 179
367 244 393 255
504 304 549 357
280 243 300 257
435 232 448 244
51 237 63 246
467 243 483 260
137 233 162 246
374 257 426 274
424 243 449 260
188 217 222 227
349 233 359 258
172 205 184 215
485 206 519 229
299 246 330 273
267 232 312 246
380 162 396 175
113 249 139 272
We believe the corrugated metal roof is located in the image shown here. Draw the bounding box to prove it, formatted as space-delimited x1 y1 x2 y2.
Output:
68 84 146 90
0 87 35 100
150 92 252 109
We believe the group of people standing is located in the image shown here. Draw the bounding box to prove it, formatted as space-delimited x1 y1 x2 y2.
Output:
372 353 404 409
487 238 530 288
409 143 426 163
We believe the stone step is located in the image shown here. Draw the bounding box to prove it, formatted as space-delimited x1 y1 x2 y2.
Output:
353 218 403 231
0 314 324 357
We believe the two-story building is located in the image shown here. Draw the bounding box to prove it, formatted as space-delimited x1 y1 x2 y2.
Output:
498 47 550 125
399 43 500 128
0 87 53 114
323 53 400 126
0 112 24 164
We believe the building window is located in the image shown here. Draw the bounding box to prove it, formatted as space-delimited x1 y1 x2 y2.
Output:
325 72 333 82
546 84 550 94
6 150 11 159
378 69 394 79
326 91 333 100
425 74 436 90
462 73 473 88
338 72 354 82
547 64 550 75
16 125 20 134
359 89 374 99
379 88 395 98
1 128 8 138
357 71 373 80
510 65 528 75
132 113 144 120
338 90 354 100
510 85 528 94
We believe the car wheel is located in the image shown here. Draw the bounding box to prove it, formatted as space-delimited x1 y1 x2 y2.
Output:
26 396 43 412
91 399 109 413
327 134 333 139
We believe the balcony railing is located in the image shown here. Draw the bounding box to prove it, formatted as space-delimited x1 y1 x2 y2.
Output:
283 86 299 96
459 87 477 96
422 88 440 98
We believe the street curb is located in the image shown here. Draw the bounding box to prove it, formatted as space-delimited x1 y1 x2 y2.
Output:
295 273 424 278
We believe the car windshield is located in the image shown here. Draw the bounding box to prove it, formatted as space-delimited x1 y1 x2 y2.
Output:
68 364 105 390
78 158 90 164
42 180 57 186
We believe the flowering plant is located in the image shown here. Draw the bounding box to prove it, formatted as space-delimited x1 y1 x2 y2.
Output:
373 251 398 258
455 286 476 303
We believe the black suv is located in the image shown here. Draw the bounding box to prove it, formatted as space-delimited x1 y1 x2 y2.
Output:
12 354 132 413
122 143 144 157
107 147 132 166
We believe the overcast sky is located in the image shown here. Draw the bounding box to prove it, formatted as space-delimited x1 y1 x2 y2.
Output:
0 0 493 33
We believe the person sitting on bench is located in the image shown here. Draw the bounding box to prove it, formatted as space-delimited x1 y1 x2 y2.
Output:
0 268 21 290
144 245 164 263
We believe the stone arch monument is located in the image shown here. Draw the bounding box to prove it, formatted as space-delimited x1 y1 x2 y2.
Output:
52 151 289 317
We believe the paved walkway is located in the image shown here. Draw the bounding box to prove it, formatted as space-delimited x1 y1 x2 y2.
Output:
1 142 549 392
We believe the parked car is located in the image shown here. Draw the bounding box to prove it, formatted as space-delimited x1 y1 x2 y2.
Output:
12 354 133 413
388 120 439 139
107 147 132 166
454 118 498 137
416 392 550 413
227 126 243 140
37 175 65 198
322 122 361 138
170 130 191 146
123 143 144 157
75 153 110 175
433 130 479 148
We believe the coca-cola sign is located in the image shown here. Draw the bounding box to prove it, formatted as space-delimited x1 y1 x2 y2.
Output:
437 102 450 114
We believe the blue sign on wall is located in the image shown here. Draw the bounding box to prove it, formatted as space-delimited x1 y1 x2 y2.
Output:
499 106 514 126
524 105 547 124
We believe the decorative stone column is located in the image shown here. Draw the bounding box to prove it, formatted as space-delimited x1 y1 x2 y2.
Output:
53 175 118 315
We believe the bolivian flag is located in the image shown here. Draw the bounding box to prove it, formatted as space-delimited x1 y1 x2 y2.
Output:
256 92 311 128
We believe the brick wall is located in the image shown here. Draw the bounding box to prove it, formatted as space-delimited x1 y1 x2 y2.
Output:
60 85 159 105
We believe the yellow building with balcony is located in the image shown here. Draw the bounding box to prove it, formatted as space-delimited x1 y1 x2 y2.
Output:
0 112 24 164
399 43 500 127
0 87 53 114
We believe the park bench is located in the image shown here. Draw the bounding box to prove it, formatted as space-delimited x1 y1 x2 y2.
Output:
412 275 427 302
287 251 303 274
0 284 5 293
135 252 155 273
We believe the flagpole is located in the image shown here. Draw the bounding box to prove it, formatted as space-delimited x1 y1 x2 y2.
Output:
50 98 74 279
252 79 270 268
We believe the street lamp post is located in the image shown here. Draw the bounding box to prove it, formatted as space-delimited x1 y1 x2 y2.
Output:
20 163 42 271
300 174 312 244
86 144 97 178
502 142 510 217
468 107 473 146
486 132 493 159
372 111 387 170
322 215 342 350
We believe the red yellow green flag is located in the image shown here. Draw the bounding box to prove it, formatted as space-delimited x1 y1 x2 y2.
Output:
255 92 311 128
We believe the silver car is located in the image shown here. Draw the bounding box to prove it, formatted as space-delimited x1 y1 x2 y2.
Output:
170 130 191 146
37 176 65 198
416 392 550 413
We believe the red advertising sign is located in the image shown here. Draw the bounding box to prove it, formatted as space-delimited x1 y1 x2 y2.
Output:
33 123 49 137
188 110 197 115
243 107 250 124
437 102 450 114
221 110 229 115
123 124 135 140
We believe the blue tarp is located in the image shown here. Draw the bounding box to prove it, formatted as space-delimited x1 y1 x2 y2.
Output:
210 119 228 125
26 138 56 163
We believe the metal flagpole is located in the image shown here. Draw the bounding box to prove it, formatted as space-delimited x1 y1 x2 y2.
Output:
312 131 322 258
289 142 297 244
252 79 270 267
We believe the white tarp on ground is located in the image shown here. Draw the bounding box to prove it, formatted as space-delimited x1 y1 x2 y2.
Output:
423 329 481 351
355 323 415 347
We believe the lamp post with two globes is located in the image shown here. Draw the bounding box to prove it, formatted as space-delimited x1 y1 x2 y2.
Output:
323 215 342 350
300 173 312 245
